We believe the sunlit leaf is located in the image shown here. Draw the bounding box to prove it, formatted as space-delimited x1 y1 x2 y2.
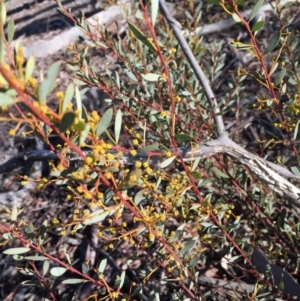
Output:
98 258 107 274
115 109 122 144
96 108 113 137
62 279 89 284
160 156 176 168
3 247 30 255
0 92 15 106
25 56 35 83
249 0 264 21
50 267 66 277
151 0 159 25
7 19 14 42
62 83 74 113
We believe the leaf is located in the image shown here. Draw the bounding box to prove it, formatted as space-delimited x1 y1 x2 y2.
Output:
62 83 74 113
50 267 66 277
160 156 176 168
98 258 107 274
59 111 76 133
179 238 197 256
264 31 281 54
291 166 300 177
249 0 264 21
0 92 15 106
139 143 159 152
294 120 300 140
212 167 229 178
62 279 88 284
142 73 161 81
83 209 111 225
232 13 241 23
274 69 286 86
96 108 113 137
288 78 298 85
79 123 90 146
151 0 159 26
175 134 192 142
135 189 147 205
114 109 122 144
38 61 61 103
75 85 82 118
3 247 30 255
81 104 89 123
252 20 264 32
24 256 48 260
115 270 126 289
124 69 138 82
0 2 6 25
190 172 203 179
74 121 85 132
25 56 35 83
128 22 157 52
7 19 14 43
43 260 50 276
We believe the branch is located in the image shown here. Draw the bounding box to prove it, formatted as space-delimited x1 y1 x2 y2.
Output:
159 0 225 138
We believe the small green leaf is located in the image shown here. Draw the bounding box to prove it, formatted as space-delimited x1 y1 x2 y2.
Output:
252 20 264 32
160 156 176 168
291 166 300 177
212 167 229 178
83 209 111 225
179 238 197 256
115 109 122 144
288 78 298 85
128 22 157 52
7 19 14 42
190 172 203 179
151 0 159 26
124 69 138 82
3 247 30 255
135 189 147 205
79 123 90 146
274 69 286 86
50 267 66 277
62 83 74 113
81 104 89 123
264 31 281 54
0 92 15 106
25 56 35 83
139 143 159 152
38 61 61 103
74 121 85 131
43 260 50 276
175 134 192 142
75 85 82 119
96 108 113 137
142 73 161 81
249 0 264 21
59 111 76 133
